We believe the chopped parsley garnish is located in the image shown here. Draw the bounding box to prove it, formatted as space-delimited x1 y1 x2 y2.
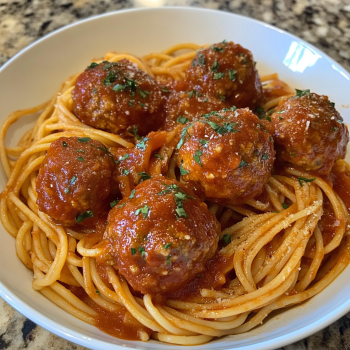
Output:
76 210 94 223
177 116 189 124
119 154 129 162
110 200 120 208
279 117 283 120
87 62 99 69
154 153 163 159
164 243 172 249
295 89 310 98
239 160 247 168
75 149 85 153
77 156 85 161
179 164 190 176
98 146 110 155
262 153 268 160
135 205 149 219
204 98 208 102
122 169 130 175
211 59 219 71
330 101 335 108
136 138 149 151
104 71 118 86
228 69 236 81
277 110 285 114
238 53 247 64
96 290 100 295
129 189 136 199
211 45 225 52
64 188 69 194
70 176 76 185
77 137 90 143
139 89 150 98
128 125 141 140
162 86 170 93
266 116 271 122
334 127 338 131
202 120 240 134
199 139 209 146
177 123 193 150
298 177 316 187
138 172 151 182
175 208 188 218
139 102 145 108
256 107 265 119
166 254 172 265
230 106 237 111
213 72 225 80
222 234 231 245
131 248 136 255
270 136 274 142
282 203 289 209
197 53 205 65
62 141 67 147
138 246 146 259
129 100 134 107
290 152 296 156
193 150 203 166
112 84 126 92
188 90 197 98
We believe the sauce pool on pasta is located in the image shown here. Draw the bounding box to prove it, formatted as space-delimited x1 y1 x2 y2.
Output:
0 41 350 346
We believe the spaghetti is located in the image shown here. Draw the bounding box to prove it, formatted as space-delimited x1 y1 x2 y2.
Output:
0 43 349 346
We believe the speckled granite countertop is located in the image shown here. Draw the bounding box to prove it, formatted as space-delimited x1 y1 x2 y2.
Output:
1 0 350 349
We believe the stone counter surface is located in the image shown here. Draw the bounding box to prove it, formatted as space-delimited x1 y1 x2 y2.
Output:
1 0 350 349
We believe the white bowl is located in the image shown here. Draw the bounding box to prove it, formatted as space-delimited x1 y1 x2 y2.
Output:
1 7 350 350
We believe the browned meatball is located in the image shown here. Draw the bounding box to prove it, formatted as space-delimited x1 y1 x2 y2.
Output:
177 108 275 205
270 90 349 175
36 137 116 227
163 80 228 131
186 41 263 109
104 176 220 295
72 59 166 136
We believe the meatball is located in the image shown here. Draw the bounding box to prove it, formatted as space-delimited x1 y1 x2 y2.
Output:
104 176 220 295
36 136 116 227
270 91 349 175
177 107 275 205
186 41 263 109
72 59 166 136
163 80 227 131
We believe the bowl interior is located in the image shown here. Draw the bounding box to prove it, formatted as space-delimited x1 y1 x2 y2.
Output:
1 7 350 350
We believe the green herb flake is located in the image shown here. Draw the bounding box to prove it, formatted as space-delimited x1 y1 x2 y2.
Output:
204 98 208 102
282 203 289 209
62 141 67 147
139 89 150 98
211 59 219 71
87 62 99 69
131 248 136 255
104 71 118 86
129 100 134 107
162 86 170 93
110 199 120 208
64 188 69 194
228 69 236 81
135 205 149 219
262 153 268 160
211 45 225 52
193 150 203 166
119 154 129 162
177 123 193 150
96 290 100 295
128 126 141 140
77 137 91 143
266 116 271 122
177 116 189 124
277 110 285 114
213 72 225 80
222 234 231 245
239 160 247 168
122 169 130 175
290 152 296 156
175 207 188 218
179 164 190 176
154 153 163 159
76 210 94 224
298 177 316 187
295 89 311 98
77 156 85 162
136 138 150 151
164 243 172 250
330 101 335 108
166 254 172 265
334 127 338 131
129 189 136 199
188 90 197 98
138 172 151 182
199 139 209 146
112 84 126 92
202 120 239 135
70 176 76 185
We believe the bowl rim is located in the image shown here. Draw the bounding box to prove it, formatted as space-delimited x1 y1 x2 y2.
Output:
1 6 350 350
